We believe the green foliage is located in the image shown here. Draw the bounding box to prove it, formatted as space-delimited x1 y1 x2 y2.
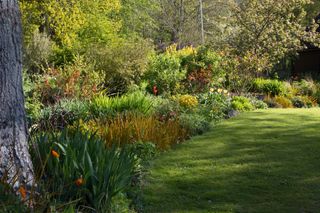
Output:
39 56 101 105
252 78 285 96
231 96 254 111
155 98 181 122
228 0 313 73
198 92 231 121
291 96 306 108
78 0 121 46
129 142 157 163
36 99 89 132
23 73 43 122
37 92 154 131
145 52 186 95
292 79 318 96
110 193 136 213
20 0 121 48
85 38 154 95
23 30 53 74
291 96 318 108
313 89 320 104
120 0 158 37
222 52 266 94
250 98 268 109
179 113 210 136
90 92 154 119
145 46 225 95
31 129 137 212
0 181 27 212
182 47 225 93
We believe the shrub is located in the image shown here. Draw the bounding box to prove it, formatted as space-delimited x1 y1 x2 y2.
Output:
250 98 268 109
129 142 157 163
23 30 53 74
90 91 154 119
144 53 186 95
274 96 293 108
31 129 138 212
252 78 285 96
283 81 297 98
291 96 318 108
293 79 317 96
313 88 320 104
179 113 210 136
155 98 181 122
185 68 213 93
263 96 281 108
37 99 89 131
176 94 198 110
302 96 318 108
198 92 231 121
39 56 101 105
85 38 154 95
291 96 306 108
231 96 254 111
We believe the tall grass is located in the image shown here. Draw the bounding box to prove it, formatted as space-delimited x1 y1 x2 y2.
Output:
90 91 154 119
76 113 187 150
30 129 138 212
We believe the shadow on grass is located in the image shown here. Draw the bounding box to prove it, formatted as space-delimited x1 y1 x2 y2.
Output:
142 109 320 213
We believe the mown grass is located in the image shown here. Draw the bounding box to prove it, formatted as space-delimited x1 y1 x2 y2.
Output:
142 109 320 213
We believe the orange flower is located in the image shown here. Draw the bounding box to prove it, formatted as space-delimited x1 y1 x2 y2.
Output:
19 186 27 200
75 177 84 186
51 150 60 158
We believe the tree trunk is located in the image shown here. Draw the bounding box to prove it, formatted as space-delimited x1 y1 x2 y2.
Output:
0 0 34 189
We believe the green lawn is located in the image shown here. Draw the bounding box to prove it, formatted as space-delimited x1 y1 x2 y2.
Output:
142 109 320 213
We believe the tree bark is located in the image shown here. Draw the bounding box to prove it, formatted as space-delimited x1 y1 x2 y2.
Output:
0 0 34 189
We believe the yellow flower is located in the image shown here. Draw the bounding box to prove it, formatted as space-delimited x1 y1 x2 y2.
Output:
51 150 60 158
210 88 215 93
217 89 223 93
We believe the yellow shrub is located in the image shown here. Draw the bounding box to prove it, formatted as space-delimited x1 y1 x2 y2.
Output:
274 96 293 108
166 44 196 58
177 95 198 109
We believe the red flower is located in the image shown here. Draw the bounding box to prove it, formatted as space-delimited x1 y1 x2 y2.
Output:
75 177 84 186
153 85 158 96
51 149 60 158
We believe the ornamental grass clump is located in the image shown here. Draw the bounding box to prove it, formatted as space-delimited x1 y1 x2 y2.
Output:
90 91 154 119
76 113 187 150
252 78 285 96
274 96 293 108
